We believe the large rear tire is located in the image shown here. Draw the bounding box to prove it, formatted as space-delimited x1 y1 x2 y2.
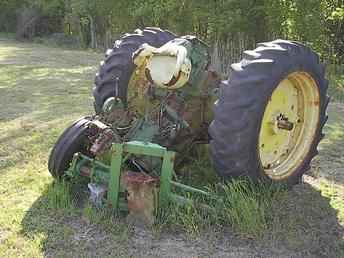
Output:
209 40 329 185
93 27 176 113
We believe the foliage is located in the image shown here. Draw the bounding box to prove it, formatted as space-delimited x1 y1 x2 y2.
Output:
0 0 23 32
0 0 342 63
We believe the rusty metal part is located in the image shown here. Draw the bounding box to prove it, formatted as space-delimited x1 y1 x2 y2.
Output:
90 128 116 155
122 171 159 226
84 38 221 174
88 120 119 155
89 120 109 131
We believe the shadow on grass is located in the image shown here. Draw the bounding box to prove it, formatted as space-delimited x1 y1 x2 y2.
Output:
265 182 344 257
20 179 344 257
20 181 130 257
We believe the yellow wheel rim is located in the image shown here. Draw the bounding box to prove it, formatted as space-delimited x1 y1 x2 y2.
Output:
259 72 320 180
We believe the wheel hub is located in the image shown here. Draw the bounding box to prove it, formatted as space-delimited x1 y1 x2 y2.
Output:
276 115 294 131
259 72 320 179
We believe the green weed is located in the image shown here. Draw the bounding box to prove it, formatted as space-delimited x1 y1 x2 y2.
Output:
156 179 281 238
221 180 279 237
82 201 109 224
46 180 74 211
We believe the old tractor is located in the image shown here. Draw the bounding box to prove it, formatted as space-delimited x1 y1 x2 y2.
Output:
48 28 329 222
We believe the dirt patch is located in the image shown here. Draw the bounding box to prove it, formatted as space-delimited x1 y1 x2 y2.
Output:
128 228 300 258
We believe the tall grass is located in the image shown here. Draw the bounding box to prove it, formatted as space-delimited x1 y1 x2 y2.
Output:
157 177 283 237
157 193 218 235
221 179 280 237
82 201 110 224
46 180 74 210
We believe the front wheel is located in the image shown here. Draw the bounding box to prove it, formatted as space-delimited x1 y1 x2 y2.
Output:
209 40 329 185
48 117 92 178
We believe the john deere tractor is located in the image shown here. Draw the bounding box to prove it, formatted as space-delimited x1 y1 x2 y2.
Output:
48 28 329 217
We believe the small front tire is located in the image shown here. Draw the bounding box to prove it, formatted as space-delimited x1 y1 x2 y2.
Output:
48 117 91 178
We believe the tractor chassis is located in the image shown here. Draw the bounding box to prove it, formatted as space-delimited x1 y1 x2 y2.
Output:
66 141 215 223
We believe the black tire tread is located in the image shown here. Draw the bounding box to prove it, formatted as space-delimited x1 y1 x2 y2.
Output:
48 117 91 178
93 28 176 113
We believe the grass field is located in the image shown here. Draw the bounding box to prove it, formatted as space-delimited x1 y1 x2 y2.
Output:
0 37 343 257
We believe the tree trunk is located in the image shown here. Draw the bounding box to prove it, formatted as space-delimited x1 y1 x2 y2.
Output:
89 15 97 49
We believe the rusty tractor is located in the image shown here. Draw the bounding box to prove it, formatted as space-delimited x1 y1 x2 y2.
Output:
48 28 329 222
